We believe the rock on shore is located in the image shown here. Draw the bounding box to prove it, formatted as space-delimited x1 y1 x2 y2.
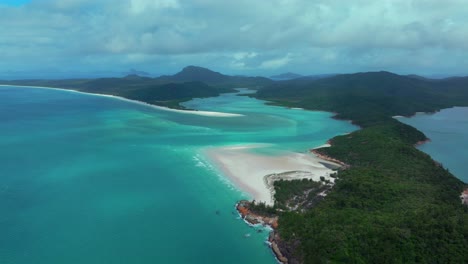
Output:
236 200 291 263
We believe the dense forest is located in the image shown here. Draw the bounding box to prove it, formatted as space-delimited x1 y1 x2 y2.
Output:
254 72 468 263
257 71 468 127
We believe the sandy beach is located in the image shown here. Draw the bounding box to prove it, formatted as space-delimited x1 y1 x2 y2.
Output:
0 84 243 117
205 144 340 205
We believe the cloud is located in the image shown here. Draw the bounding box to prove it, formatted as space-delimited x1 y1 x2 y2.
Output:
1 0 468 77
260 54 292 69
129 0 180 14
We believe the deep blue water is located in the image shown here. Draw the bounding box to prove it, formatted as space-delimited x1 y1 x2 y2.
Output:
398 107 468 183
0 86 357 263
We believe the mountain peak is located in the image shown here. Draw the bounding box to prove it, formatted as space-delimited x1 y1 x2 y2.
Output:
172 66 229 82
182 65 209 70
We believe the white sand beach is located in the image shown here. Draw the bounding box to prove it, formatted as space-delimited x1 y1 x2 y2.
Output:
0 85 243 117
312 143 331 149
205 144 340 205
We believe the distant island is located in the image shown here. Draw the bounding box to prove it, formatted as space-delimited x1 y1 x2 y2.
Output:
2 67 468 263
2 66 272 108
270 72 303 80
123 68 151 77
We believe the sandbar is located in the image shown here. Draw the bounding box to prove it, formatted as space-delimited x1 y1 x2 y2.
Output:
0 84 243 117
204 144 340 206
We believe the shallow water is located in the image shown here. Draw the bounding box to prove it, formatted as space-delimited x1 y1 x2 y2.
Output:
398 107 468 183
0 86 357 263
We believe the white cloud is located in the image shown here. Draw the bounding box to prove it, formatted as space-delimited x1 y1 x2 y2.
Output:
260 54 292 69
129 0 180 14
233 52 258 60
231 61 246 69
1 0 468 76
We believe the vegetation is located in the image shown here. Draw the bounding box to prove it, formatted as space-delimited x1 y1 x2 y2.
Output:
249 179 330 215
2 66 272 107
270 72 304 80
274 179 330 211
278 129 468 263
248 201 277 216
159 65 273 88
257 71 468 127
254 72 468 263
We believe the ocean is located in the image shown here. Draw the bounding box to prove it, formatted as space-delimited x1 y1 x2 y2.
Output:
0 86 357 263
398 107 468 183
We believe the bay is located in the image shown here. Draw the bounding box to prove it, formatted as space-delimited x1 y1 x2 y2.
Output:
0 86 357 263
398 107 468 183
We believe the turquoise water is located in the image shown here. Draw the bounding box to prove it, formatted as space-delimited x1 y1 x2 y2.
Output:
398 107 468 183
0 86 357 263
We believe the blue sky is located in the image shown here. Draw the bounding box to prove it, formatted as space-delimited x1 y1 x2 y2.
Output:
1 0 29 6
1 0 468 79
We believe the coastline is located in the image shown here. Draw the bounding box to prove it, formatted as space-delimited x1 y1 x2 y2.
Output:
205 144 341 206
236 201 287 263
0 84 243 117
309 149 349 168
415 138 431 147
3 83 354 262
225 143 347 264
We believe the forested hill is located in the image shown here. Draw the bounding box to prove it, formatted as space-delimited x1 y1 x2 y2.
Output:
1 66 272 108
2 78 225 109
159 65 273 88
160 65 229 82
270 72 303 80
257 71 468 127
254 71 468 263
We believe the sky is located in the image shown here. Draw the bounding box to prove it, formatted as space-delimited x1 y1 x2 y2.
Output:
1 0 468 78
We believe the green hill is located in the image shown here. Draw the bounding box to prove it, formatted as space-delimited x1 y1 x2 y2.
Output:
270 72 303 80
1 66 273 108
161 65 230 82
254 71 468 263
159 65 273 88
257 71 468 127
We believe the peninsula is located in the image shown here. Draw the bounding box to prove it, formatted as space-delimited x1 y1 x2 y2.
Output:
249 71 468 263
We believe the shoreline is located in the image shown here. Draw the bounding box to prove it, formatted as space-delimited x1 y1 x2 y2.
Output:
0 84 243 117
310 149 349 168
415 138 431 147
236 201 287 263
4 83 350 262
229 143 348 264
205 144 342 206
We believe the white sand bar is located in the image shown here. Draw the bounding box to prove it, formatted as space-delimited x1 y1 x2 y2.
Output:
0 85 243 117
205 144 340 206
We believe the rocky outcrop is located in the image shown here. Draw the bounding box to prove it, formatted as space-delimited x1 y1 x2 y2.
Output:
269 232 288 263
237 200 278 228
461 189 468 206
236 200 287 263
415 138 431 146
